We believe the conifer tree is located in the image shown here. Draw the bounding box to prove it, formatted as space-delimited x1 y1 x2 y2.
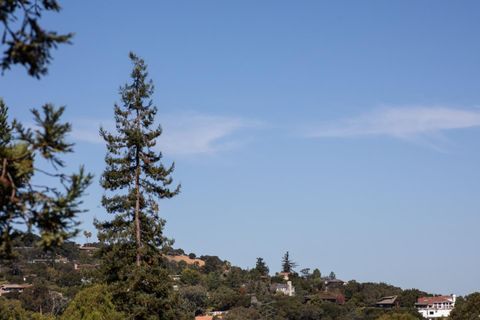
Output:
0 100 93 258
0 0 73 78
281 251 297 273
96 52 185 320
98 52 180 267
255 257 269 277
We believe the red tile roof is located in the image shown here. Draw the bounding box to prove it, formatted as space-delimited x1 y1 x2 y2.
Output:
417 296 454 304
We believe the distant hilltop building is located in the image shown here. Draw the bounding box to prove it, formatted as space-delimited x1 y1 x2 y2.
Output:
28 256 68 264
277 271 290 281
79 245 98 256
415 295 456 319
73 263 99 271
272 281 296 296
194 310 228 320
0 283 32 296
314 292 345 305
324 278 346 291
376 295 400 309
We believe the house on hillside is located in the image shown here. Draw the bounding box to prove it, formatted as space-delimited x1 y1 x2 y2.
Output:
169 275 181 282
194 310 228 319
376 295 400 309
0 283 32 296
415 295 456 319
28 256 68 264
316 292 346 305
79 245 98 256
324 278 346 292
272 281 295 296
277 272 290 281
73 263 99 271
207 310 229 317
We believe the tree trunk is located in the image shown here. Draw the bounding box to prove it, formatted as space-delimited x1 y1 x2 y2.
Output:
134 107 142 267
135 151 141 267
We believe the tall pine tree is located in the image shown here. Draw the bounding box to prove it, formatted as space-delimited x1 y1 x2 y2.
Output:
281 251 297 273
96 53 187 319
98 52 179 267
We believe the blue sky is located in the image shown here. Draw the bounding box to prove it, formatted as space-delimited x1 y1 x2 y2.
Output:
2 1 480 295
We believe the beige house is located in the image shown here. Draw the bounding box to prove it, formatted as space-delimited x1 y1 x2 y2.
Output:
0 283 32 296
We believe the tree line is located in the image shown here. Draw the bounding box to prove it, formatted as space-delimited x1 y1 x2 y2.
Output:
1 1 479 319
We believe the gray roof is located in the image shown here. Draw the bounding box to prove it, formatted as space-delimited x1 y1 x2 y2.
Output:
271 283 288 289
376 296 398 305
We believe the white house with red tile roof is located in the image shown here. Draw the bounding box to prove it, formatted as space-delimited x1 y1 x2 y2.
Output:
415 295 456 319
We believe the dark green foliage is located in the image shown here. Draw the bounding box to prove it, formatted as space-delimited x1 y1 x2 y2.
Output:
225 266 248 289
168 248 184 256
274 296 305 319
97 52 179 267
224 307 261 320
281 251 297 273
201 255 225 274
344 281 402 307
0 241 458 320
179 285 208 316
300 268 311 278
180 268 202 286
254 257 269 277
95 53 185 319
109 265 187 320
311 268 323 291
0 297 51 320
95 230 187 319
18 283 50 313
11 232 40 247
0 298 28 319
0 100 10 143
449 293 480 319
55 241 80 261
398 289 428 308
0 100 92 258
19 282 68 315
377 311 422 320
205 272 223 291
0 0 73 78
52 263 82 288
61 285 125 320
209 286 249 311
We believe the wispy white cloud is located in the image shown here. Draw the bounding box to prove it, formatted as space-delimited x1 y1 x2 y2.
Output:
70 112 260 156
307 106 480 140
70 119 112 144
158 113 259 155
